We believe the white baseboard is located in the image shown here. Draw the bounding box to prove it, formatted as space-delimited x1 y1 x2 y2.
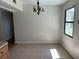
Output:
15 41 61 45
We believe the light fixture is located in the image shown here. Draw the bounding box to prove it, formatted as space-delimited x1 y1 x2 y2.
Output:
33 0 44 15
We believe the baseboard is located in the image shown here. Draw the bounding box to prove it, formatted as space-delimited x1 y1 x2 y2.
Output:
15 41 61 45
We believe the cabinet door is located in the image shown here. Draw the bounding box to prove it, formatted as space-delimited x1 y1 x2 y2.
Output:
1 53 8 59
0 45 8 56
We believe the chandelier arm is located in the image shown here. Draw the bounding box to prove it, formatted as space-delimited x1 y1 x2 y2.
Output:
37 0 39 2
37 0 40 13
33 0 44 15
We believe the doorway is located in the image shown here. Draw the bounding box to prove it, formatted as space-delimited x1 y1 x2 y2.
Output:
0 8 15 49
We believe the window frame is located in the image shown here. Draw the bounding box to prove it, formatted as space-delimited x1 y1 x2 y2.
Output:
64 6 75 38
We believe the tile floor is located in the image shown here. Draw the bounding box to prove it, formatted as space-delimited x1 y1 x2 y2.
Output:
9 44 73 59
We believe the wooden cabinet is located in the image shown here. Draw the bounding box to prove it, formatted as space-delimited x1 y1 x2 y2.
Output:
0 44 8 59
1 53 8 59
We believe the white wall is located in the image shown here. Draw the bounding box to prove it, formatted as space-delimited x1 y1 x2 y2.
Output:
13 4 62 44
62 0 79 59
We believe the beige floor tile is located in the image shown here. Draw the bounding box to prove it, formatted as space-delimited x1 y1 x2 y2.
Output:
9 44 73 59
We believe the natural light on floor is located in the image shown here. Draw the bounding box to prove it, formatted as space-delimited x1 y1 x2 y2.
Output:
50 49 60 59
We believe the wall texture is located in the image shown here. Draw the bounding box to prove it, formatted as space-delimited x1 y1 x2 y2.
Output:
13 4 62 44
62 0 79 59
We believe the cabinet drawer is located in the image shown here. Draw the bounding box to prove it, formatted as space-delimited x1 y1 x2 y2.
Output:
0 45 8 56
1 53 8 59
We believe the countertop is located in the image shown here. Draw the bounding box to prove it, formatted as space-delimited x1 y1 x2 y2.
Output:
0 41 8 49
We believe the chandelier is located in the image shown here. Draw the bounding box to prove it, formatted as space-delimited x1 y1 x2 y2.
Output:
33 0 44 15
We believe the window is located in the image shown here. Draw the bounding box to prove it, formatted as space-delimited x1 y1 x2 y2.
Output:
64 7 75 38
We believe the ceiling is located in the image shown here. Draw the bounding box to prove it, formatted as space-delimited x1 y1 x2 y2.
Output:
21 0 69 5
